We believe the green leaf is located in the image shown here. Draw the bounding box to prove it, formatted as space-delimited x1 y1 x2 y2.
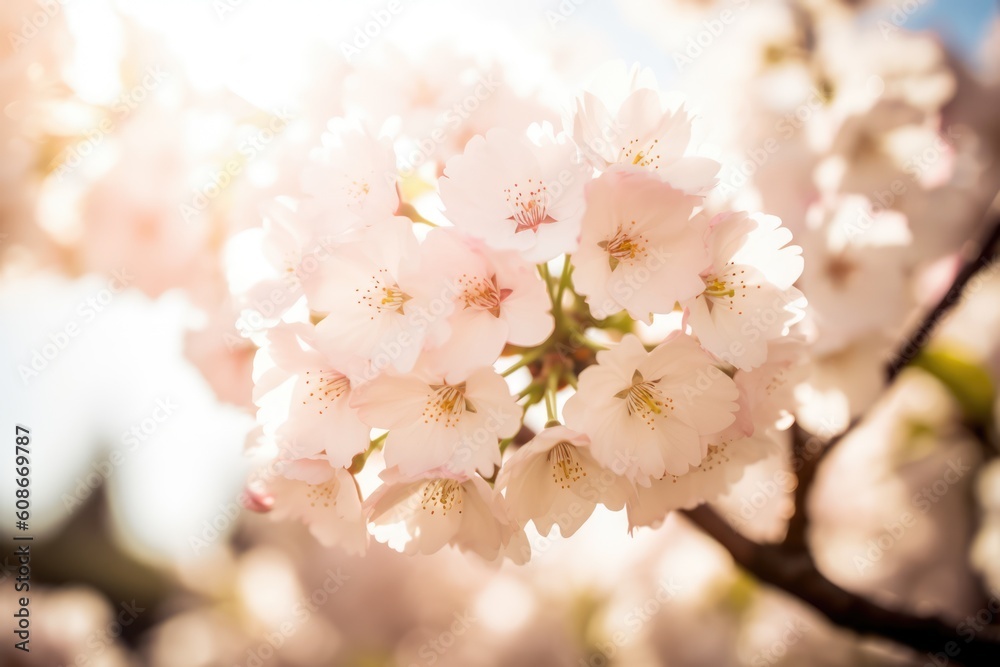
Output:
912 345 995 426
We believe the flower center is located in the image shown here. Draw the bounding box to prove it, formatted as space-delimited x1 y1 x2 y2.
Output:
424 383 476 426
346 178 372 204
358 269 411 318
702 264 749 315
305 481 339 509
505 179 556 233
380 285 408 310
420 479 463 516
547 441 586 489
703 277 735 299
598 224 646 271
302 369 350 416
620 137 662 170
460 274 513 317
614 369 673 426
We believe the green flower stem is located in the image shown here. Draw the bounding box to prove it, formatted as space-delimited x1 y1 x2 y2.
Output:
348 432 388 474
516 383 539 401
544 370 560 423
398 202 438 227
501 345 548 376
539 263 553 297
571 330 607 352
554 257 573 317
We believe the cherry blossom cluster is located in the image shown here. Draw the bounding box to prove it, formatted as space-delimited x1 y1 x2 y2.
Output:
242 65 807 562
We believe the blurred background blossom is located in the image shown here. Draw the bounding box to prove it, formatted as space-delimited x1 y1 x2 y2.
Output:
1 0 999 665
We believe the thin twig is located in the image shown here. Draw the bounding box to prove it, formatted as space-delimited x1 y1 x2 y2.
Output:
683 214 1000 664
812 214 1000 469
886 217 1000 384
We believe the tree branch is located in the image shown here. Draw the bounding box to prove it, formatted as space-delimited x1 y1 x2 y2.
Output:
781 423 820 551
683 506 1000 666
811 213 1000 470
682 214 1000 664
886 217 1000 385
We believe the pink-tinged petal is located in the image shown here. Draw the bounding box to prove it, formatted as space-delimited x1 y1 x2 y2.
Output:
422 309 509 383
439 127 585 263
492 252 554 347
268 465 368 555
453 477 505 559
653 156 721 194
733 213 804 290
499 454 557 527
566 332 739 484
573 83 717 193
573 91 618 167
575 171 709 322
463 367 521 438
351 375 431 429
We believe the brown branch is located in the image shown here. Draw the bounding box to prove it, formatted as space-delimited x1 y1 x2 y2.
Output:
781 423 821 551
885 216 1000 384
683 214 1000 663
683 506 1000 666
810 213 1000 471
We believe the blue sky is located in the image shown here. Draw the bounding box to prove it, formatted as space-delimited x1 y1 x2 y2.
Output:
585 0 998 80
896 0 998 64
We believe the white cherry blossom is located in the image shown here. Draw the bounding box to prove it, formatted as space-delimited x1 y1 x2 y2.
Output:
418 228 554 380
572 170 710 323
267 458 369 555
366 467 522 561
573 64 720 194
496 425 634 537
438 126 586 263
564 333 740 484
683 211 805 371
350 365 521 477
253 322 371 468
